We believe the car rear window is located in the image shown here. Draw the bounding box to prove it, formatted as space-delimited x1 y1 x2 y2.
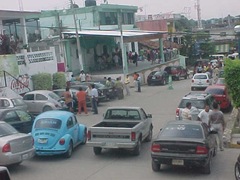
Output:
179 99 206 109
161 124 203 139
0 123 18 137
194 75 207 79
35 118 62 129
105 109 141 120
205 88 224 95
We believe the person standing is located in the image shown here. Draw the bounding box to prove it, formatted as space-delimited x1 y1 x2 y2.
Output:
198 104 212 126
63 87 74 112
208 102 225 151
91 84 98 114
85 84 93 111
79 70 86 82
136 74 141 92
124 75 130 96
181 102 192 120
76 87 88 115
115 77 124 99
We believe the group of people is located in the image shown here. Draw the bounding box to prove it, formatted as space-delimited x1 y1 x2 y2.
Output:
182 102 225 151
70 70 91 83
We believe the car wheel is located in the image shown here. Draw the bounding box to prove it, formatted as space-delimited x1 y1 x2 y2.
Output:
133 138 141 156
191 87 194 91
152 160 161 172
162 79 166 85
65 141 73 158
145 128 153 142
43 106 52 112
184 75 187 79
235 162 240 180
81 128 87 145
93 147 102 155
202 155 212 174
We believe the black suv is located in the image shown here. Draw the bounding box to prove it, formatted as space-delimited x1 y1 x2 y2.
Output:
176 93 215 120
164 66 188 80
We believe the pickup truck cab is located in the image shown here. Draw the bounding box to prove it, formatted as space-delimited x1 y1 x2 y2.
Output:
87 107 153 156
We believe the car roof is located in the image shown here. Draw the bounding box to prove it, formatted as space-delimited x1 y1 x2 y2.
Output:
205 85 225 90
35 110 73 121
25 90 52 95
182 92 211 99
193 73 208 76
167 120 202 126
107 107 141 110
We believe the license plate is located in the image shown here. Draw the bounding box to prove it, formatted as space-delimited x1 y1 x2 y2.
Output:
109 89 112 92
22 153 29 160
105 142 115 147
152 77 156 79
38 138 48 144
172 159 184 166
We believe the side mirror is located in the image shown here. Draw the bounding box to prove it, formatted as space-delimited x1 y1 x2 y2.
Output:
147 114 152 118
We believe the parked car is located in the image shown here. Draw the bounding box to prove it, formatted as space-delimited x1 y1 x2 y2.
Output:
0 97 28 111
0 166 11 180
70 82 106 103
32 111 87 158
0 121 35 166
204 85 231 111
53 89 92 110
147 70 169 85
164 66 188 80
0 109 34 133
87 107 153 156
215 78 225 85
151 120 217 174
191 73 212 91
176 93 215 121
23 90 65 114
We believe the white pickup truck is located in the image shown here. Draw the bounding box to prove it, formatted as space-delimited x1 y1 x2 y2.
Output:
87 107 153 156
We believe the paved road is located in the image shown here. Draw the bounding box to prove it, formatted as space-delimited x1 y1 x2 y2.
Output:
9 79 238 180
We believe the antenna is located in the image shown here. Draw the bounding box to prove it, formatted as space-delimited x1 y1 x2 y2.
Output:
18 0 24 11
195 0 202 29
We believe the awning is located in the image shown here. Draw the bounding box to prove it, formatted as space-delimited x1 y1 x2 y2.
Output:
62 30 167 43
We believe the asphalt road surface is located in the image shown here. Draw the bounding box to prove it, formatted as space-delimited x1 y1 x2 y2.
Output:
9 79 238 180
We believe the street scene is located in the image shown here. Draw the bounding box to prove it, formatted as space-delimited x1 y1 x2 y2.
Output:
0 0 240 180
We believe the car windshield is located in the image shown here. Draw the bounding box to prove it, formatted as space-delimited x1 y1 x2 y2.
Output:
194 74 207 79
35 118 62 129
48 93 61 101
105 109 141 120
161 124 203 139
11 98 25 106
205 88 224 95
0 123 18 137
154 71 163 76
179 99 206 109
94 83 105 89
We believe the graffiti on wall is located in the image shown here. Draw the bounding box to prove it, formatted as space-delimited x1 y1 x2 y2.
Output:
9 74 30 95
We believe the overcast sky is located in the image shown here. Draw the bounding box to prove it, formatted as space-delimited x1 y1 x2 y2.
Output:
1 0 240 20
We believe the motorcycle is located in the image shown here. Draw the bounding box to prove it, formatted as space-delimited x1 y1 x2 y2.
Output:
234 141 240 180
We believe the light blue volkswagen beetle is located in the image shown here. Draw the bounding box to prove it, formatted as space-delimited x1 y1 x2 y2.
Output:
32 111 87 158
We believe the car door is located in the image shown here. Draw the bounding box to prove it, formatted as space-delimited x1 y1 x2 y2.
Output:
23 94 35 113
66 117 78 145
139 108 151 138
35 94 48 113
15 110 34 133
3 110 22 132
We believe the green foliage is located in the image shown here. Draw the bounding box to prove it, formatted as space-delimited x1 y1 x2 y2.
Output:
52 72 66 89
32 73 52 90
224 59 240 107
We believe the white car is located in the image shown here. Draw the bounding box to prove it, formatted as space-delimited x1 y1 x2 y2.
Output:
191 73 212 91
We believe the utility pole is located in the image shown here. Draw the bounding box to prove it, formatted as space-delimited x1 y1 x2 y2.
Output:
195 0 202 29
70 0 84 71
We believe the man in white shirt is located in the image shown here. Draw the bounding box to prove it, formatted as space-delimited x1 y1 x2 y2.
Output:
181 102 192 120
91 84 98 114
79 70 86 82
198 104 212 126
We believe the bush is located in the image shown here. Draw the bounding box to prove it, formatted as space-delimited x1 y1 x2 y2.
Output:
52 72 66 90
32 73 52 90
224 59 240 107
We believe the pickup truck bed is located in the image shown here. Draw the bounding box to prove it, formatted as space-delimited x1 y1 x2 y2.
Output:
93 121 138 128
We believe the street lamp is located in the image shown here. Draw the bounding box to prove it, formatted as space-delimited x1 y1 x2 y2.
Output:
234 25 240 58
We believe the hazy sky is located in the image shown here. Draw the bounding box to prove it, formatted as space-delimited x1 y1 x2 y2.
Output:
1 0 240 20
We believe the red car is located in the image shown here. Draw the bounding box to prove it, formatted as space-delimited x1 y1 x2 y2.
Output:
164 66 188 80
204 85 231 110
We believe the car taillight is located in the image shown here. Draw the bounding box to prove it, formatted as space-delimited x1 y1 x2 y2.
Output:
192 79 194 83
196 145 208 154
151 143 161 152
131 132 136 141
2 143 11 153
59 138 65 145
87 131 91 140
176 108 180 116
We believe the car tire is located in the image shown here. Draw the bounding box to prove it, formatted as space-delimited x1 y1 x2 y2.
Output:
191 87 194 91
93 147 102 155
235 162 240 180
133 138 141 156
145 127 153 142
43 106 52 112
152 160 161 172
81 128 87 145
202 155 212 174
65 141 73 158
162 79 166 85
184 75 187 79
